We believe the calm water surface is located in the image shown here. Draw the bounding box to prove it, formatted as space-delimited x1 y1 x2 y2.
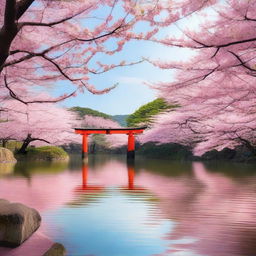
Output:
0 155 256 256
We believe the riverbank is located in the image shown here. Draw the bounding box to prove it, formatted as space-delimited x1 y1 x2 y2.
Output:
1 141 255 164
15 146 69 162
63 142 256 163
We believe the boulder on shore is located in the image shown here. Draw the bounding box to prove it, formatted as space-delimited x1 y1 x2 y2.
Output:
0 199 41 247
0 147 17 163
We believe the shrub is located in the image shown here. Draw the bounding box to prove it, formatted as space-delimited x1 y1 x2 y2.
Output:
26 146 69 162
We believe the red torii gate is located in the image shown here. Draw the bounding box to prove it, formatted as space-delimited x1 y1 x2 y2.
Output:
74 127 146 159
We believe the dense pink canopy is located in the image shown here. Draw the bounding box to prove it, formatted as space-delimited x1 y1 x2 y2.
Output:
0 0 197 103
80 115 127 147
0 98 80 146
142 0 256 155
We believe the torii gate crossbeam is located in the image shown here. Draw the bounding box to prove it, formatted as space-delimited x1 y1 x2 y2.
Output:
74 127 147 159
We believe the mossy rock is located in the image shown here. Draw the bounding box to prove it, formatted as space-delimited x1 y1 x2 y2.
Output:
0 147 17 163
25 146 69 162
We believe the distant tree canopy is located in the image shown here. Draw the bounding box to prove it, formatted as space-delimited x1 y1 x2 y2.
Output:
70 107 127 149
70 107 111 119
111 115 129 127
126 98 173 127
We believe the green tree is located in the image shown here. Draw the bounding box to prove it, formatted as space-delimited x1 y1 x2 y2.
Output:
127 98 174 127
70 107 111 119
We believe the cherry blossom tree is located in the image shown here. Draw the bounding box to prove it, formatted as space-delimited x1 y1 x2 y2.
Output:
0 102 127 153
142 0 256 156
80 115 127 148
0 0 233 155
0 0 188 104
0 98 80 153
81 115 120 129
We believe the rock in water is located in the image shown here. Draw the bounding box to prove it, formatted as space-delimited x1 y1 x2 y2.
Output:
0 147 17 163
43 243 66 256
0 199 41 247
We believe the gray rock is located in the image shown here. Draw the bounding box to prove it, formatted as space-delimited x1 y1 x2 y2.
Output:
43 243 66 256
0 199 41 247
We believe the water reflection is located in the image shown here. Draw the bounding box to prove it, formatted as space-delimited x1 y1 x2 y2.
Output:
74 163 105 193
0 156 255 256
45 159 174 256
118 161 147 193
13 161 68 178
0 163 15 176
74 160 144 192
153 162 256 256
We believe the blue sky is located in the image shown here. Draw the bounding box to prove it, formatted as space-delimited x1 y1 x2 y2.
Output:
53 3 202 115
57 42 193 115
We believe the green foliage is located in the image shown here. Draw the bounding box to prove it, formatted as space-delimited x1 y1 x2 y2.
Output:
126 98 174 127
70 106 111 119
25 146 69 162
0 140 22 152
91 134 108 146
137 142 192 160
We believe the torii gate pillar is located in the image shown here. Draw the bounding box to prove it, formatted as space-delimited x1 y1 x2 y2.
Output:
82 134 88 160
127 132 135 159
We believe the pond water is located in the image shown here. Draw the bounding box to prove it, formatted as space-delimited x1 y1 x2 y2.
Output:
0 155 256 256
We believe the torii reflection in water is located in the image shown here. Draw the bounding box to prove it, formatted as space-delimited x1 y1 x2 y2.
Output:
74 158 105 193
119 160 147 192
74 158 146 194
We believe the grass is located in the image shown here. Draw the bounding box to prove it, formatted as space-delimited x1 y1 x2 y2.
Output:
0 141 22 152
24 146 69 162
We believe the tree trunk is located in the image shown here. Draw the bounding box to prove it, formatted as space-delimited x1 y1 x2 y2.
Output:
2 139 7 148
0 0 35 72
18 134 32 154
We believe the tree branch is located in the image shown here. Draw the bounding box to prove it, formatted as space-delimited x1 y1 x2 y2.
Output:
41 55 80 81
19 6 92 28
6 22 125 68
76 23 124 42
30 137 51 144
4 75 28 104
16 0 35 20
4 75 77 104
195 37 256 49
228 50 256 73
237 136 256 155
4 0 17 28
